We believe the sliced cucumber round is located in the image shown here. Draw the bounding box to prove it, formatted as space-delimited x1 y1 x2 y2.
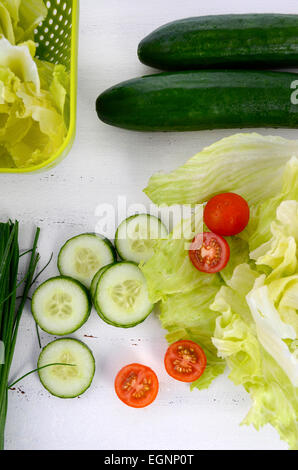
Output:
115 214 168 264
58 233 117 288
32 276 91 336
90 263 116 301
94 261 154 328
38 338 95 398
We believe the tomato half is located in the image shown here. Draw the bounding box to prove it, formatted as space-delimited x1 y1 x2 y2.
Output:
189 232 230 273
165 340 207 383
204 192 250 236
114 363 159 408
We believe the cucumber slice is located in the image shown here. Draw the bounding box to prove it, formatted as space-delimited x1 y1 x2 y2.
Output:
38 338 95 398
32 276 91 336
58 233 117 288
90 263 116 301
94 261 154 328
115 214 168 264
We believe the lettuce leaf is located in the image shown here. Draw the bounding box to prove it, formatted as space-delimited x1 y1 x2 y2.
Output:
143 134 298 448
247 281 297 388
0 2 15 44
0 37 40 90
211 264 298 450
0 37 67 168
160 284 226 390
141 205 217 303
144 133 298 207
0 0 47 43
211 169 298 448
17 0 47 42
249 157 298 253
142 206 225 389
251 201 298 282
219 236 250 283
0 1 69 168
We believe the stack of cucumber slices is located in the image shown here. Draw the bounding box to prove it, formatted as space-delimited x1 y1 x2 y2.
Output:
31 214 167 398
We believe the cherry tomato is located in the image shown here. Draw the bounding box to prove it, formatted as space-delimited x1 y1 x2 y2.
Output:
189 232 230 273
114 363 159 408
204 192 250 236
164 340 207 383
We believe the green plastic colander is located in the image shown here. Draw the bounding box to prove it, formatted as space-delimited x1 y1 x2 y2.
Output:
0 0 79 173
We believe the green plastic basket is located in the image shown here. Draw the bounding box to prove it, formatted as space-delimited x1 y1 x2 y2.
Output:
0 0 79 173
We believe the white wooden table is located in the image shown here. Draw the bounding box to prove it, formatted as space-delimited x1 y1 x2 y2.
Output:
2 0 297 450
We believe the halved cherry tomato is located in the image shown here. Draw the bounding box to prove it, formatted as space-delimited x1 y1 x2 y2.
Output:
204 192 250 236
189 232 230 273
165 340 207 383
115 363 159 408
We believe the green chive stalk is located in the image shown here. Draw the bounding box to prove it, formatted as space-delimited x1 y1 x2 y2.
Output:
0 222 40 450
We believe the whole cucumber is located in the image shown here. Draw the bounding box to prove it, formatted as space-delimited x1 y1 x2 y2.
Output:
96 70 298 131
138 14 298 70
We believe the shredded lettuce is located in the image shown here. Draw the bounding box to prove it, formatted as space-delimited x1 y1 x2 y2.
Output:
247 282 297 387
143 134 298 449
0 0 48 44
141 205 216 302
142 206 226 389
0 1 68 168
0 38 67 167
212 175 298 449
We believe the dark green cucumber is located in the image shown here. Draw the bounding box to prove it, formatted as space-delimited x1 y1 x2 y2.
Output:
96 70 298 131
138 14 298 70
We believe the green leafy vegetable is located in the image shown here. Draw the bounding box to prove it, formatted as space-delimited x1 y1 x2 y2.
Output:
142 206 226 389
36 60 70 126
0 222 40 450
219 236 249 283
0 0 48 44
144 133 298 206
0 37 67 168
8 362 76 389
160 285 226 390
143 134 298 448
211 264 262 385
15 0 48 43
0 2 15 44
211 264 298 450
0 0 69 169
248 157 298 252
0 37 40 90
141 205 216 302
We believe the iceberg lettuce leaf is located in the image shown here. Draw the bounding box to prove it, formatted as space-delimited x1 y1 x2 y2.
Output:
143 133 298 449
219 236 250 283
249 157 298 253
0 37 39 91
1 0 47 43
211 264 298 449
141 205 219 303
160 280 225 390
18 0 47 40
0 38 67 168
142 206 225 389
0 2 15 44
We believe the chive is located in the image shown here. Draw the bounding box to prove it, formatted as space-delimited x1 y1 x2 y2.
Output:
0 223 41 450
